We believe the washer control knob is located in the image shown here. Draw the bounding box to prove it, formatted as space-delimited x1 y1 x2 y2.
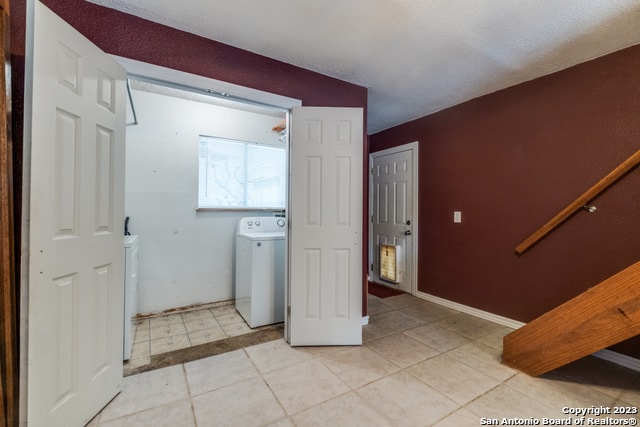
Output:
255 221 261 226
277 219 285 227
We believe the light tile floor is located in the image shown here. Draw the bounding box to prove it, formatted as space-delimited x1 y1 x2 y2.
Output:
91 293 640 426
126 302 254 371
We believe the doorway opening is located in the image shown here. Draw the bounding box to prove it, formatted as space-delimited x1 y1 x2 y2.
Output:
368 141 419 295
118 59 301 374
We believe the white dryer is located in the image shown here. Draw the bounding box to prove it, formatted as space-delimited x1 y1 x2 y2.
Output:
235 217 286 328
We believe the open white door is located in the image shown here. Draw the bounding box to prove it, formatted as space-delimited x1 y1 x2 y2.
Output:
288 107 363 346
25 2 126 425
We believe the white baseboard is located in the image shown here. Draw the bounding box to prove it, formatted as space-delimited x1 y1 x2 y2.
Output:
362 315 369 326
594 349 640 372
415 291 525 330
414 291 640 373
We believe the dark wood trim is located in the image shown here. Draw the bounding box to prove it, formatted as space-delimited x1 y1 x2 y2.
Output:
515 148 640 254
0 2 17 425
503 259 640 376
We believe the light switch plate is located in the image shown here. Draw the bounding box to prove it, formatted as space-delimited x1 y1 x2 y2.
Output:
454 211 462 223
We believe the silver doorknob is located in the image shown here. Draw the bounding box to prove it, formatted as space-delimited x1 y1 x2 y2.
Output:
404 230 412 236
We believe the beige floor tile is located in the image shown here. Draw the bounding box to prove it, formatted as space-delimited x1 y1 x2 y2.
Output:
245 339 315 374
184 316 220 333
133 325 150 343
266 417 297 427
215 311 246 326
148 313 184 328
184 349 259 396
369 310 426 332
365 333 438 368
465 384 558 420
188 326 227 346
446 341 517 381
98 365 189 421
380 293 421 309
357 371 459 426
321 346 399 389
264 359 350 415
211 304 239 316
433 408 480 427
192 377 286 426
505 372 619 410
552 356 639 398
399 301 458 323
402 323 469 352
149 322 187 340
362 322 396 343
99 398 195 427
298 345 350 358
407 353 502 405
132 318 149 329
150 334 191 355
129 341 150 360
124 354 150 371
366 297 396 315
292 391 391 427
435 312 504 339
618 377 640 406
475 325 514 350
223 322 253 337
181 308 215 322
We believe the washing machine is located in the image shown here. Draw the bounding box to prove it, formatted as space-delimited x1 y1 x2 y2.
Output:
235 217 286 328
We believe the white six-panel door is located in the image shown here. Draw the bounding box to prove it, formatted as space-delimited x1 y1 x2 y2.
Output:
370 143 416 294
26 2 126 425
288 107 363 346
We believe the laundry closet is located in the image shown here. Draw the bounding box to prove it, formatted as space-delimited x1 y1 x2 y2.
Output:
123 78 288 352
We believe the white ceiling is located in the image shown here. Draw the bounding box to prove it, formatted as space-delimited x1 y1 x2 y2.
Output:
88 0 640 134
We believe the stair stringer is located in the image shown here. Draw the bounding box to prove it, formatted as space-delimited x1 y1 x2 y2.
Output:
503 259 640 376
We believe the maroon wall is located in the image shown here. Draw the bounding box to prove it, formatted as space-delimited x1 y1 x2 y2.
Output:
370 44 640 357
10 1 369 318
37 0 367 112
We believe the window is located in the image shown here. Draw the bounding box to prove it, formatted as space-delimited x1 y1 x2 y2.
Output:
198 136 286 209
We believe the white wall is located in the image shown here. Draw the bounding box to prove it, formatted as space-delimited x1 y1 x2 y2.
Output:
125 88 284 314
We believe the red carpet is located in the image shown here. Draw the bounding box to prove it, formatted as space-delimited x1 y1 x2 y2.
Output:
368 281 405 298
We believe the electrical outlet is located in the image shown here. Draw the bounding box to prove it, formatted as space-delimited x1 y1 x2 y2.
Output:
454 211 462 223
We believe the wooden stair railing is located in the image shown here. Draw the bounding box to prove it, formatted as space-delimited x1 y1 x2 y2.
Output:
503 259 640 376
507 149 640 375
515 148 640 254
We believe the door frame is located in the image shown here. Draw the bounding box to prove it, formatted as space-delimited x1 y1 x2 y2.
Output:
0 1 17 425
368 141 419 295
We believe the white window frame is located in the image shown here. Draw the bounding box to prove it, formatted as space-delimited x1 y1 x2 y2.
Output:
197 135 287 211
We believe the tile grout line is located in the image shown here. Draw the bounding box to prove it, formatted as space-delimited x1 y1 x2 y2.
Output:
180 363 199 426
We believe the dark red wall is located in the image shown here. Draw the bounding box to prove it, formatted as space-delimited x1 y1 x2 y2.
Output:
10 1 369 318
38 1 368 111
370 44 640 357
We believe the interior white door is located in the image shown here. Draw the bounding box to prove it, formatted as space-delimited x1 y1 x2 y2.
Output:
26 2 126 425
288 106 363 346
370 144 416 293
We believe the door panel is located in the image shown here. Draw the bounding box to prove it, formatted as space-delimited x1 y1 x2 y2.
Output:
27 2 126 425
371 146 415 293
288 107 363 346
